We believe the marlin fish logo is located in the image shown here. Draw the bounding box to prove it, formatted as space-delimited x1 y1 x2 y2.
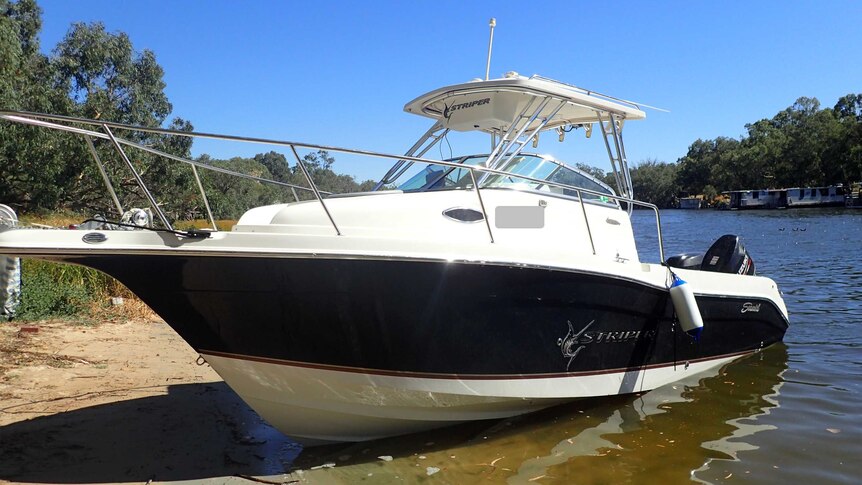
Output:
558 319 595 371
443 103 452 120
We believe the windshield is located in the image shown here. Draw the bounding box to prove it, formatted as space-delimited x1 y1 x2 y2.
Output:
397 154 615 202
397 155 488 191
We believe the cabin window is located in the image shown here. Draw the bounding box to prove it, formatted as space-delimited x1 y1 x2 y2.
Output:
546 167 613 200
483 156 558 188
484 156 614 201
752 191 759 199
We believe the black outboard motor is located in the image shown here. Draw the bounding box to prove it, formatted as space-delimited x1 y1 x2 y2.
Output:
700 234 756 275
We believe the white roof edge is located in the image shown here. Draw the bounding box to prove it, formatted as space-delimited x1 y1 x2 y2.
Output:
404 74 647 124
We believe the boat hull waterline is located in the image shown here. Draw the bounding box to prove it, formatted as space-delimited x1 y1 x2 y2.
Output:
37 252 786 443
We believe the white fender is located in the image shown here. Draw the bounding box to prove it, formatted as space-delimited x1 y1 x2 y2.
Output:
669 274 704 339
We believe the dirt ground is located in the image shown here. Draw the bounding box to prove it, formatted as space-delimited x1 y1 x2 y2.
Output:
0 318 494 485
0 318 305 484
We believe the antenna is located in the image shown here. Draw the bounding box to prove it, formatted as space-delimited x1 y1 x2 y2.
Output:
485 18 496 81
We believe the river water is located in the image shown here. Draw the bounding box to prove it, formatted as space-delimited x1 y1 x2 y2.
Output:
289 208 862 484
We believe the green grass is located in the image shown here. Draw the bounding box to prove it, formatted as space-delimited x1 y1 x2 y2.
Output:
16 260 123 321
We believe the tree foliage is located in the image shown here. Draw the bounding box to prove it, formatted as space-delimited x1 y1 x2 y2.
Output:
597 94 861 208
674 95 862 203
0 2 373 220
0 3 190 214
629 159 679 209
197 150 375 220
0 0 71 210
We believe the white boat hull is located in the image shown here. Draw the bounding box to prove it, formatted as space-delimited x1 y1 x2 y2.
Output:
203 350 747 444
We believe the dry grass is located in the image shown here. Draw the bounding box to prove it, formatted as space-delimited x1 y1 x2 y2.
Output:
175 219 237 231
19 214 237 232
18 213 83 229
88 294 160 322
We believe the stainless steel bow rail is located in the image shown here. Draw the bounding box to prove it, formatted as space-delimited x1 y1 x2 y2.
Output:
0 110 666 262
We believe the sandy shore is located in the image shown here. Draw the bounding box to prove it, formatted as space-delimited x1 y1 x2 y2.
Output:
0 318 304 484
0 318 486 485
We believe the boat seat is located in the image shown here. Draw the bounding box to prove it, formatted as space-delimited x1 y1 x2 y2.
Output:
665 253 703 270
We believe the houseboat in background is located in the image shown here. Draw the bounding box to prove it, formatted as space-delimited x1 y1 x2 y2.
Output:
679 196 703 209
725 189 787 210
724 184 853 210
786 186 846 208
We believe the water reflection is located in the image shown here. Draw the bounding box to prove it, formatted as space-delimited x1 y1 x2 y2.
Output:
284 209 859 483
291 345 788 484
690 345 786 483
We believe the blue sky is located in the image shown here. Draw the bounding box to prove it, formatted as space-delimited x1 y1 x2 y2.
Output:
35 1 862 182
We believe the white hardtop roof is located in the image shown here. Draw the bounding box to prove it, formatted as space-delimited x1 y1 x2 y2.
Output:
404 73 646 134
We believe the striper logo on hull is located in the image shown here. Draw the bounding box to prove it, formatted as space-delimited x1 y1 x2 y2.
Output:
558 320 657 370
443 98 490 120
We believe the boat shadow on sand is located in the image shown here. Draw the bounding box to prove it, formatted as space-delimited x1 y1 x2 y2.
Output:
0 382 302 483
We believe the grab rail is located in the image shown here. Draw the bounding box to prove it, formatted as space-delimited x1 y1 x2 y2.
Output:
0 110 665 262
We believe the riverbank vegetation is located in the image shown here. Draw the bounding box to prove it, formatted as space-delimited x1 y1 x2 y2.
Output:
599 95 862 208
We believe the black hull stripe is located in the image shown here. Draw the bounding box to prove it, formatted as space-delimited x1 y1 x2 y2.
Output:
49 255 787 376
200 347 758 381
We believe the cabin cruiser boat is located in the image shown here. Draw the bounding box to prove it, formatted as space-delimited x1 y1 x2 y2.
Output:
0 73 789 444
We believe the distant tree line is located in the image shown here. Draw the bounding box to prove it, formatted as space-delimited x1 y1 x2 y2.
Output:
0 0 373 220
612 95 862 208
201 151 375 220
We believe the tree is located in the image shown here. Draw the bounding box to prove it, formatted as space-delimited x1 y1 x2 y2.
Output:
197 150 377 219
0 4 376 219
574 162 607 182
834 94 862 122
676 139 719 195
254 151 291 182
199 155 282 219
673 95 851 197
740 119 786 188
288 150 375 199
1 10 191 215
52 22 171 125
763 97 842 187
0 0 72 211
675 137 743 195
45 21 192 216
629 158 679 208
833 94 862 183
